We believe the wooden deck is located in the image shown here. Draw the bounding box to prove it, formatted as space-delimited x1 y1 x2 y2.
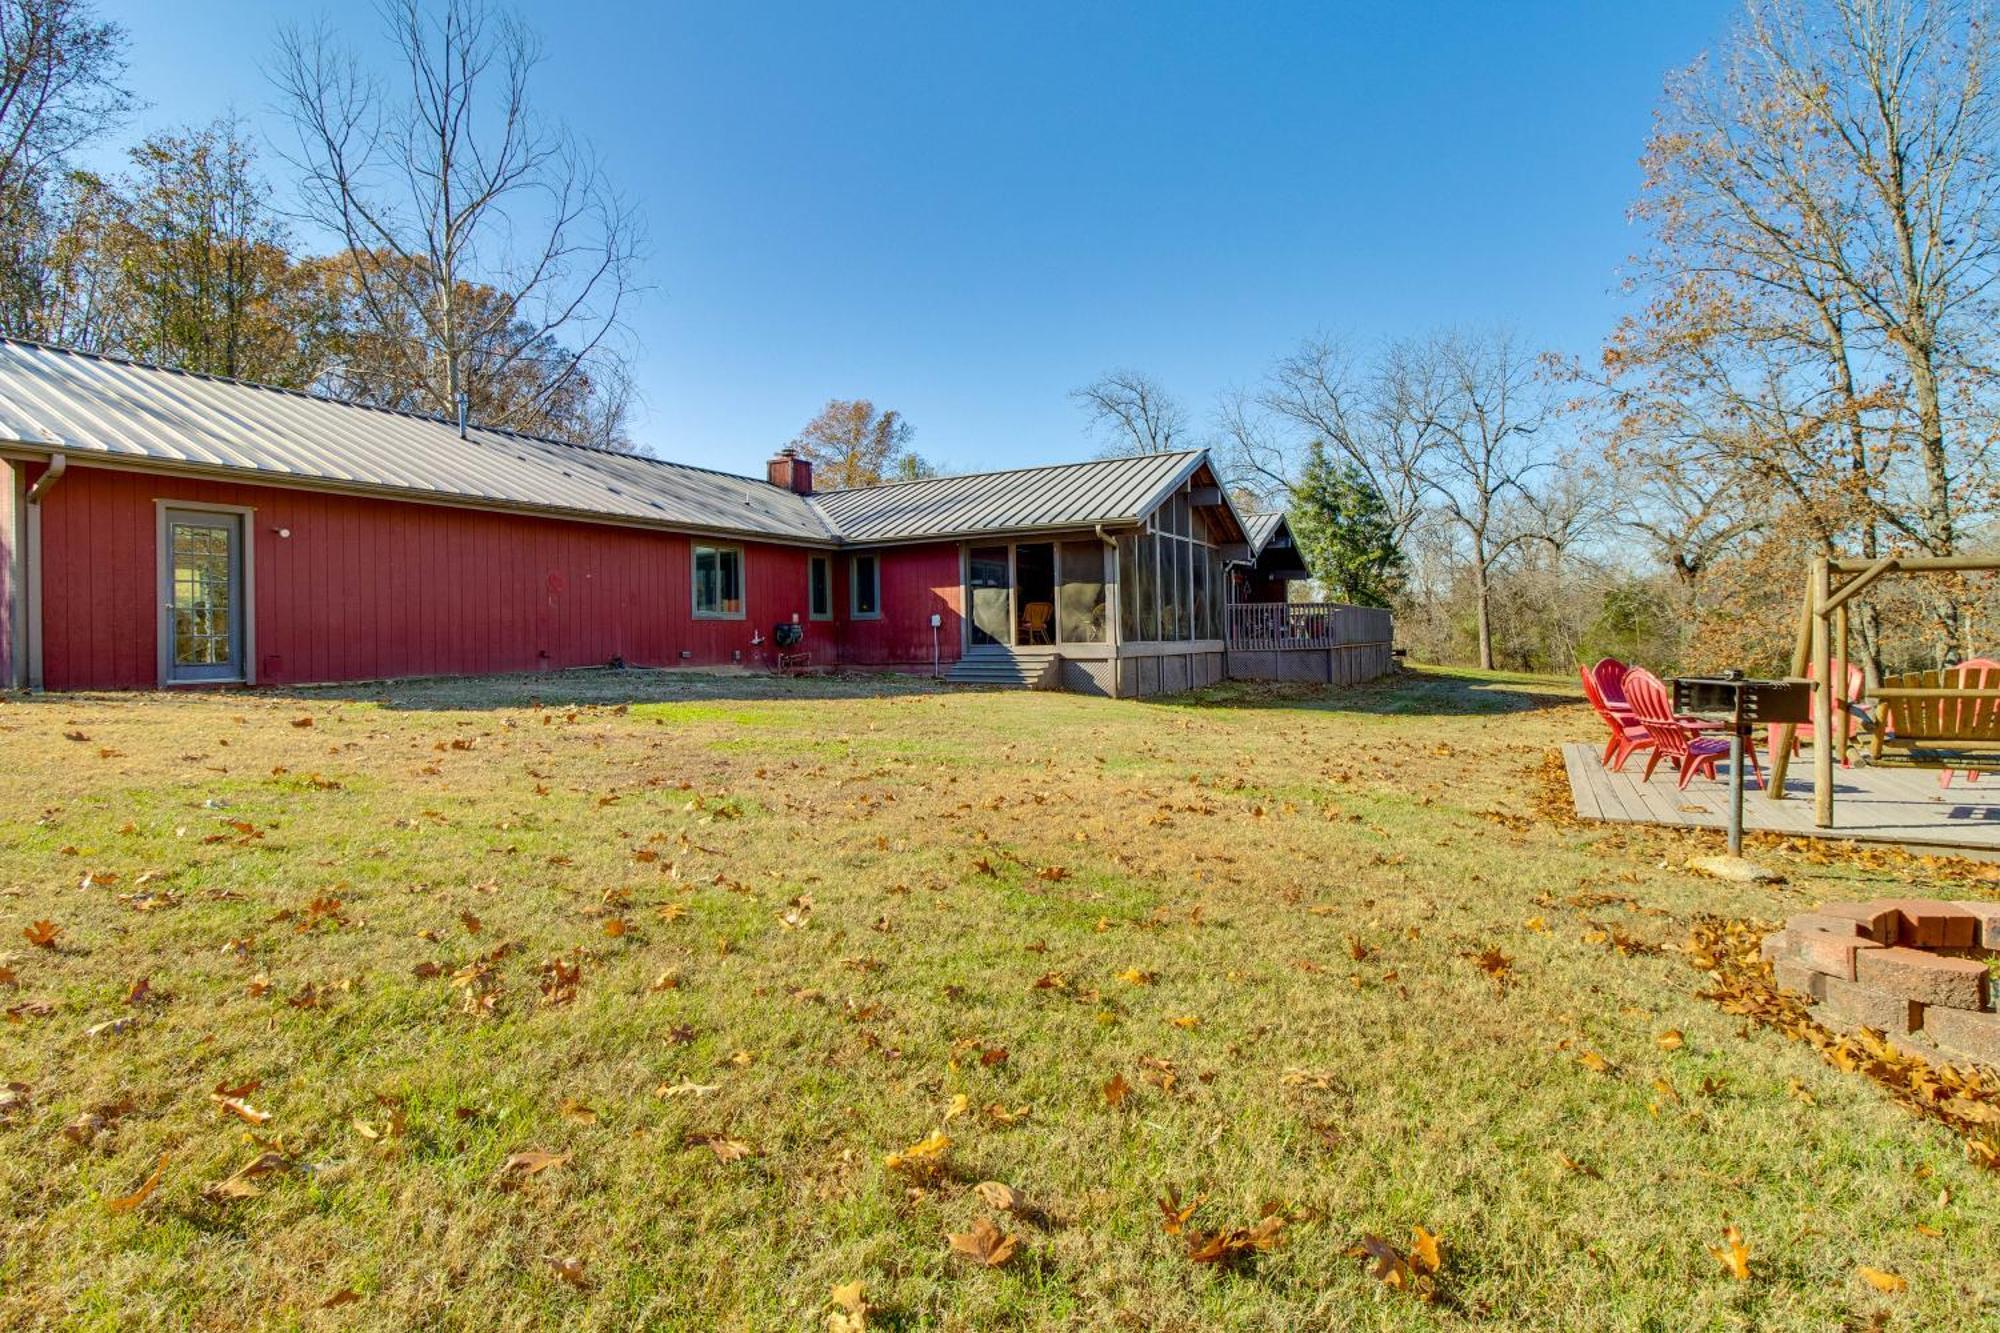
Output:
1561 741 2000 858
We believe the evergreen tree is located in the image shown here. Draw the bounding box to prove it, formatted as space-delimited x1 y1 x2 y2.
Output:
1289 441 1406 608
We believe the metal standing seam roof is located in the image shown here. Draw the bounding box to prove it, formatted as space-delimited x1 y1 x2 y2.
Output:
0 340 1246 548
0 339 837 544
809 450 1212 543
1243 510 1289 556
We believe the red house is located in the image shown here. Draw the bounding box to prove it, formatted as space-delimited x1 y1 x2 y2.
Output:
0 340 1298 697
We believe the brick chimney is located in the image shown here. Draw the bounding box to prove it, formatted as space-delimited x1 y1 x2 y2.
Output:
767 447 813 495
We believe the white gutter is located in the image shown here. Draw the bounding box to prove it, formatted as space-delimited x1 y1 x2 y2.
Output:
24 450 64 502
21 452 64 691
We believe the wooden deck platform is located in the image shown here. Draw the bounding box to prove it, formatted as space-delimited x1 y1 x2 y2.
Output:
1560 741 2000 858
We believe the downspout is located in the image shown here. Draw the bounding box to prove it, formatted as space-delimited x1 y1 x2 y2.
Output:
26 450 65 502
23 452 66 690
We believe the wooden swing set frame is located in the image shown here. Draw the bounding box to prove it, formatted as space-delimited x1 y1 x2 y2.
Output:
1767 553 2000 827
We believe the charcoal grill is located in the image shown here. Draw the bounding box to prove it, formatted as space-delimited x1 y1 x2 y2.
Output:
1670 671 1813 854
773 622 809 673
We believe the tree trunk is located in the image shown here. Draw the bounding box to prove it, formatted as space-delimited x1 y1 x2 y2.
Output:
1472 536 1494 671
1903 353 1968 658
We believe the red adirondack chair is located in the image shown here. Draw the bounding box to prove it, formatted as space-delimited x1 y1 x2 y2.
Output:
1625 667 1762 791
1604 655 1725 732
1940 658 2000 788
1592 658 1632 712
1766 657 1866 771
1581 665 1652 771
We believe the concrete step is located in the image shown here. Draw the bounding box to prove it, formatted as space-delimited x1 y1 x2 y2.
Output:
946 648 1057 688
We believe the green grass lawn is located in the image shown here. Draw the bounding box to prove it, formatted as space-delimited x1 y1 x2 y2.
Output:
1 664 1995 1330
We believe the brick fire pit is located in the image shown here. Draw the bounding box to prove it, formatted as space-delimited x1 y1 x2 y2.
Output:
1762 899 2000 1066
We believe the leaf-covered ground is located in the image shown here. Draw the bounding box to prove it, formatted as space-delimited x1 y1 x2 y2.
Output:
1 664 1996 1330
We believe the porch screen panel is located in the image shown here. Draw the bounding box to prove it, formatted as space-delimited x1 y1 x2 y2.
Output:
1191 545 1208 644
1136 533 1158 641
1168 536 1184 640
1200 544 1216 640
1058 541 1106 643
1118 482 1228 644
1161 539 1187 640
1117 536 1140 642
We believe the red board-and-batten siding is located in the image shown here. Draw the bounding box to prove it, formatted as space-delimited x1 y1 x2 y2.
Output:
27 459 965 691
834 543 965 669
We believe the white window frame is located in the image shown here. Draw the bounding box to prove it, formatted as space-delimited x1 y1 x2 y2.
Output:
154 499 257 687
850 553 882 620
692 543 746 620
808 554 833 621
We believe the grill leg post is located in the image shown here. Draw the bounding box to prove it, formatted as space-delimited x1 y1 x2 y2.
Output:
1728 725 1745 857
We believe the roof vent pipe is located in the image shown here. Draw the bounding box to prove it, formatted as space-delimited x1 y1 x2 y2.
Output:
456 393 469 439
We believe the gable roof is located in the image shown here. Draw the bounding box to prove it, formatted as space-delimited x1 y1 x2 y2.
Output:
811 450 1213 543
0 339 836 544
1242 510 1289 555
0 339 1244 549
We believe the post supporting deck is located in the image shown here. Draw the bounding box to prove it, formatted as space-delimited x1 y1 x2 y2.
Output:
1766 565 1818 798
1812 556 1834 828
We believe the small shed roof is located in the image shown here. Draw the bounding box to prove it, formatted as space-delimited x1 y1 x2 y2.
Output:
1239 510 1312 580
1243 510 1289 556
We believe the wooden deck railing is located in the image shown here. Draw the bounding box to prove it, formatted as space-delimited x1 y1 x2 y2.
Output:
1226 602 1393 652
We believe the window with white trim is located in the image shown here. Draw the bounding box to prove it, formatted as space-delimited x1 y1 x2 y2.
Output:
809 555 832 620
693 544 745 618
851 553 881 619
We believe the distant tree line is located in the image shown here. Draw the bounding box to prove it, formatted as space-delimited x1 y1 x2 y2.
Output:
0 0 638 448
1075 0 2000 679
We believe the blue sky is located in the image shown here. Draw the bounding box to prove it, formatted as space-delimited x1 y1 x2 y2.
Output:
97 1 1738 475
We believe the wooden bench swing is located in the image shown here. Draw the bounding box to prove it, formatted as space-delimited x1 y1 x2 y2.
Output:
1766 554 2000 827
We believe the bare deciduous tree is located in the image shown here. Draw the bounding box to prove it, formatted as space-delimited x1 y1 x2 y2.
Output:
1621 0 2000 657
1420 329 1557 669
273 0 640 444
1237 334 1439 546
1070 369 1189 457
0 0 129 339
0 0 129 196
1226 329 1562 668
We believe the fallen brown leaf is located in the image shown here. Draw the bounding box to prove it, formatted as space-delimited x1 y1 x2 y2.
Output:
501 1149 571 1178
946 1216 1019 1268
1708 1224 1751 1281
211 1094 272 1125
105 1151 169 1213
1858 1265 1907 1294
973 1180 1019 1212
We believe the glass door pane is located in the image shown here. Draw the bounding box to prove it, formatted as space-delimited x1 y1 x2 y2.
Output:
165 510 243 682
968 546 1012 647
1014 542 1055 645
